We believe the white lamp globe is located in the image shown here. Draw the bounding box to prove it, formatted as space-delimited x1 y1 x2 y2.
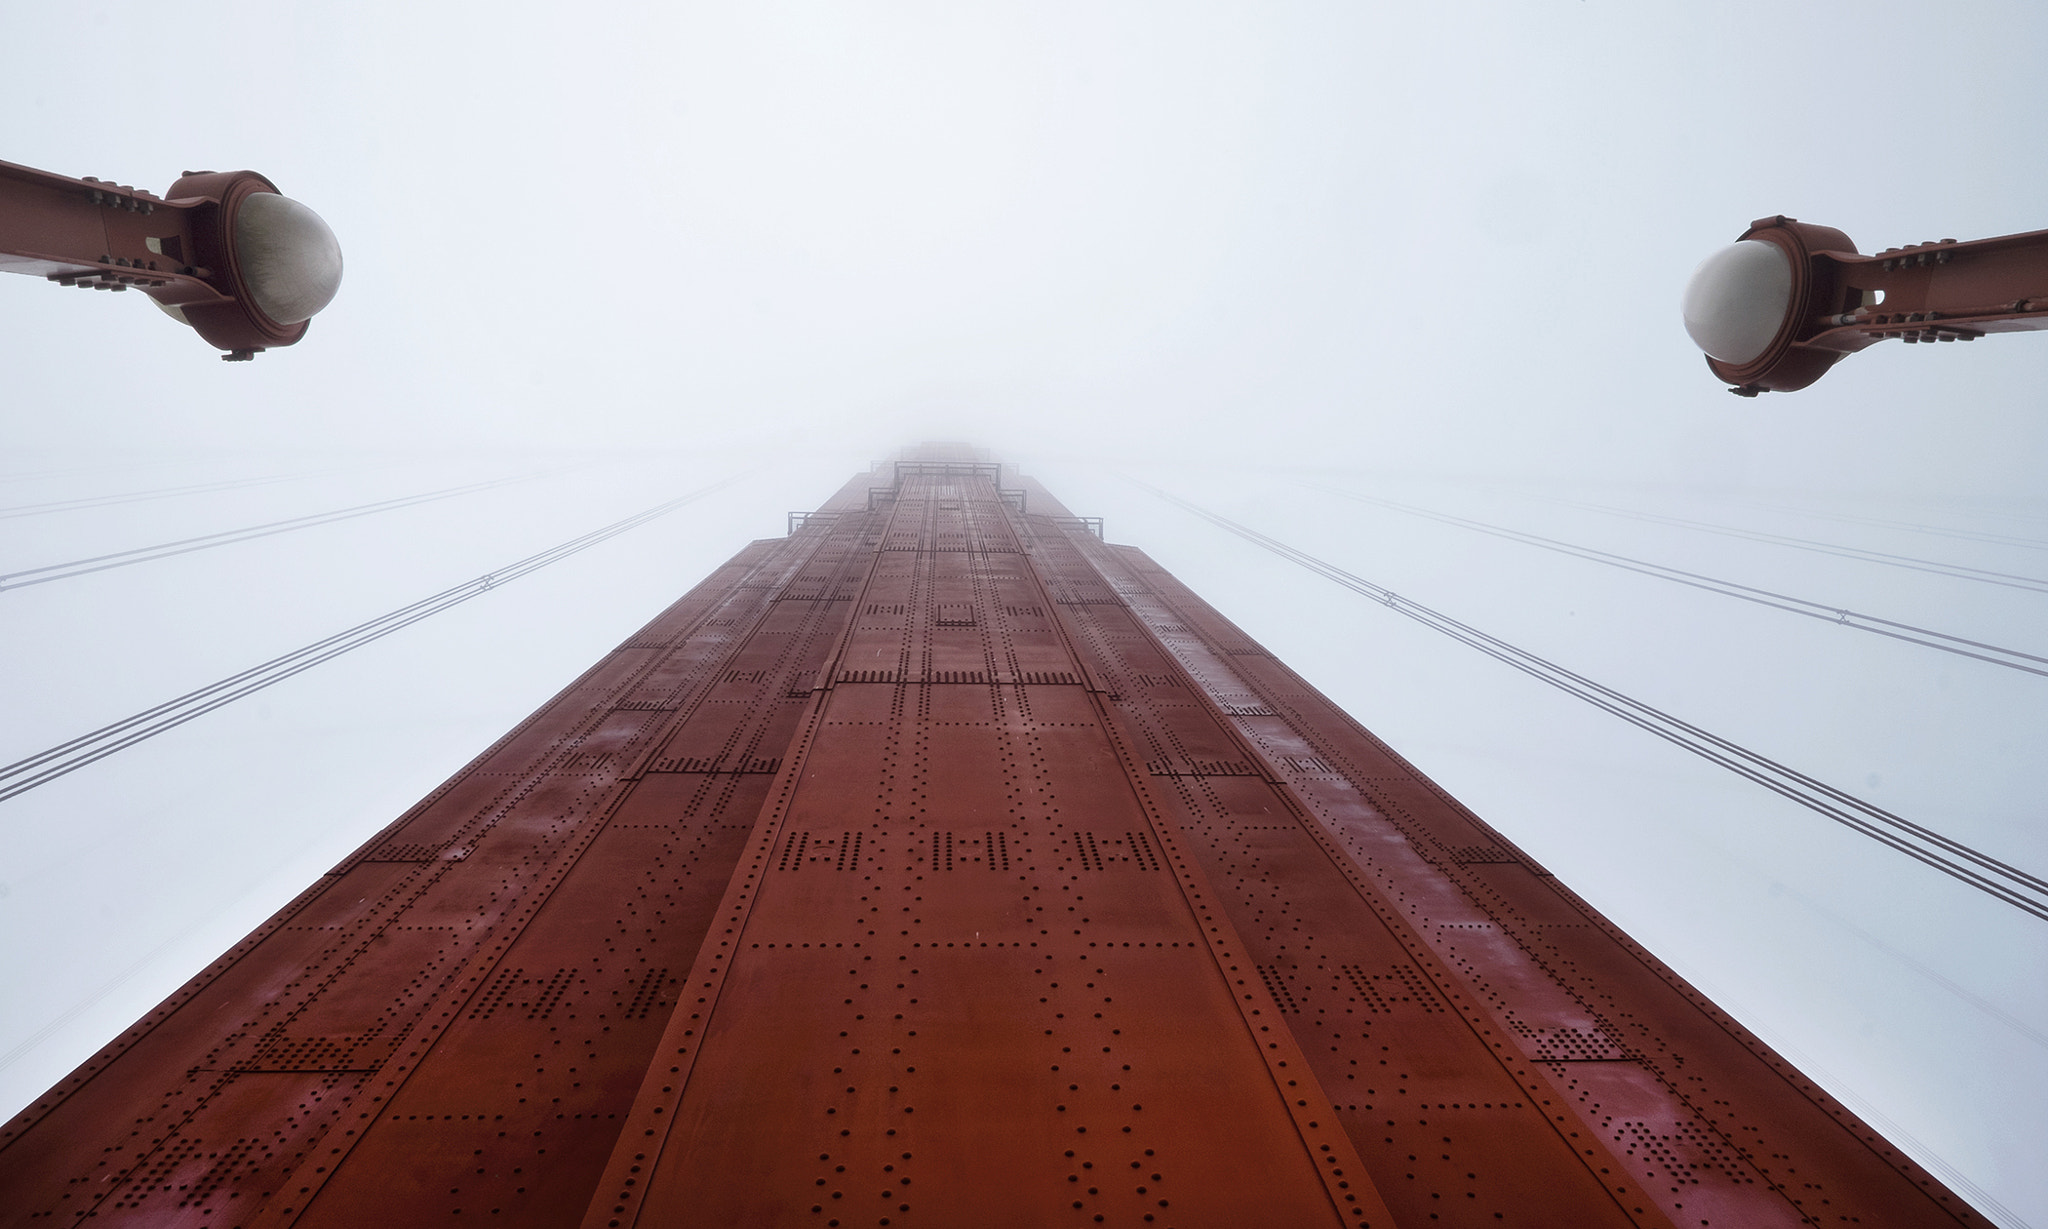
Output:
1682 240 1792 365
233 193 343 326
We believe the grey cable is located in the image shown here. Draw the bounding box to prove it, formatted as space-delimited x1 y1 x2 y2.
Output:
1313 485 2048 678
0 466 582 592
0 477 738 803
1140 482 2048 923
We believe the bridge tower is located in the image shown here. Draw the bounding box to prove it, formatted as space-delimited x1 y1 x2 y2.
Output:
0 452 1982 1227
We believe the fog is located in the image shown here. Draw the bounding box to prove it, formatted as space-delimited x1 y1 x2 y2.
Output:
2 3 2044 1222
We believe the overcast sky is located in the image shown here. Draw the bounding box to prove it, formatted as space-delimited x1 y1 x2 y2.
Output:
3 3 2045 1223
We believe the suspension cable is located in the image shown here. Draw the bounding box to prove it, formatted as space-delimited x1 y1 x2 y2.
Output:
1140 483 2048 923
1530 494 2048 595
1734 499 2048 554
0 476 739 803
0 471 309 520
1313 485 2048 678
0 465 585 592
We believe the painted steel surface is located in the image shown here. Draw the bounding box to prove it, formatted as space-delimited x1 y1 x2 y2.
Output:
0 457 1982 1226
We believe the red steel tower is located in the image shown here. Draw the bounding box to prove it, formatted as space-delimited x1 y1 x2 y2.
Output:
0 454 1984 1227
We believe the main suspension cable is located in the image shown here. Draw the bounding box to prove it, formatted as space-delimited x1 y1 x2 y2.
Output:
1140 483 2048 923
0 477 738 803
1530 495 2048 595
1313 485 2048 678
0 465 584 592
1733 499 2048 555
0 471 311 520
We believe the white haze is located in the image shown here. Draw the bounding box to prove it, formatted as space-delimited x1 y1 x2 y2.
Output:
1 2 2044 1223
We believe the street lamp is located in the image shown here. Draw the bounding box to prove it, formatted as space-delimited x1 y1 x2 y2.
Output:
1683 215 2048 395
0 159 340 361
